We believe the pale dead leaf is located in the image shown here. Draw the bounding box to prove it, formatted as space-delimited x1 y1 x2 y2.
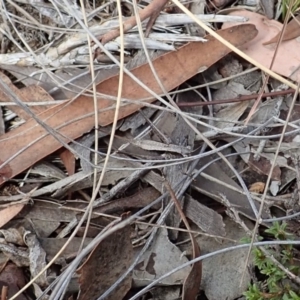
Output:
260 0 274 19
184 194 226 236
133 227 190 287
195 157 271 220
270 180 280 196
24 232 48 287
191 218 253 300
263 15 300 45
0 228 25 246
222 10 300 82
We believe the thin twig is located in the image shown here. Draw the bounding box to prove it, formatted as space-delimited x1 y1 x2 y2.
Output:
177 88 295 107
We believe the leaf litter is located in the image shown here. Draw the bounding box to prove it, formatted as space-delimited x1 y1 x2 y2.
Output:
0 0 300 300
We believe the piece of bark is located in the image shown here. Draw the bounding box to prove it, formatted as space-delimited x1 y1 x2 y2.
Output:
95 187 161 214
184 195 225 236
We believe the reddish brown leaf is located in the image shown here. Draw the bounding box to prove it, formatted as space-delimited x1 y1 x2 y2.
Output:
0 24 258 185
59 148 75 176
182 237 201 300
248 155 281 181
0 264 26 300
77 225 133 300
263 14 300 45
0 204 24 228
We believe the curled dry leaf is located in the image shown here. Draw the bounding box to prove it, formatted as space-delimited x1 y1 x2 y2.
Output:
0 228 25 246
0 24 258 186
24 232 48 287
263 15 300 45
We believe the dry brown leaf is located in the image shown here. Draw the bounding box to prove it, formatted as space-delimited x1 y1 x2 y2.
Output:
263 15 300 45
59 148 76 176
222 10 300 82
0 204 24 228
248 155 281 181
249 182 265 193
77 224 133 300
182 241 201 300
96 187 161 214
0 24 258 185
0 264 27 300
164 180 201 300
